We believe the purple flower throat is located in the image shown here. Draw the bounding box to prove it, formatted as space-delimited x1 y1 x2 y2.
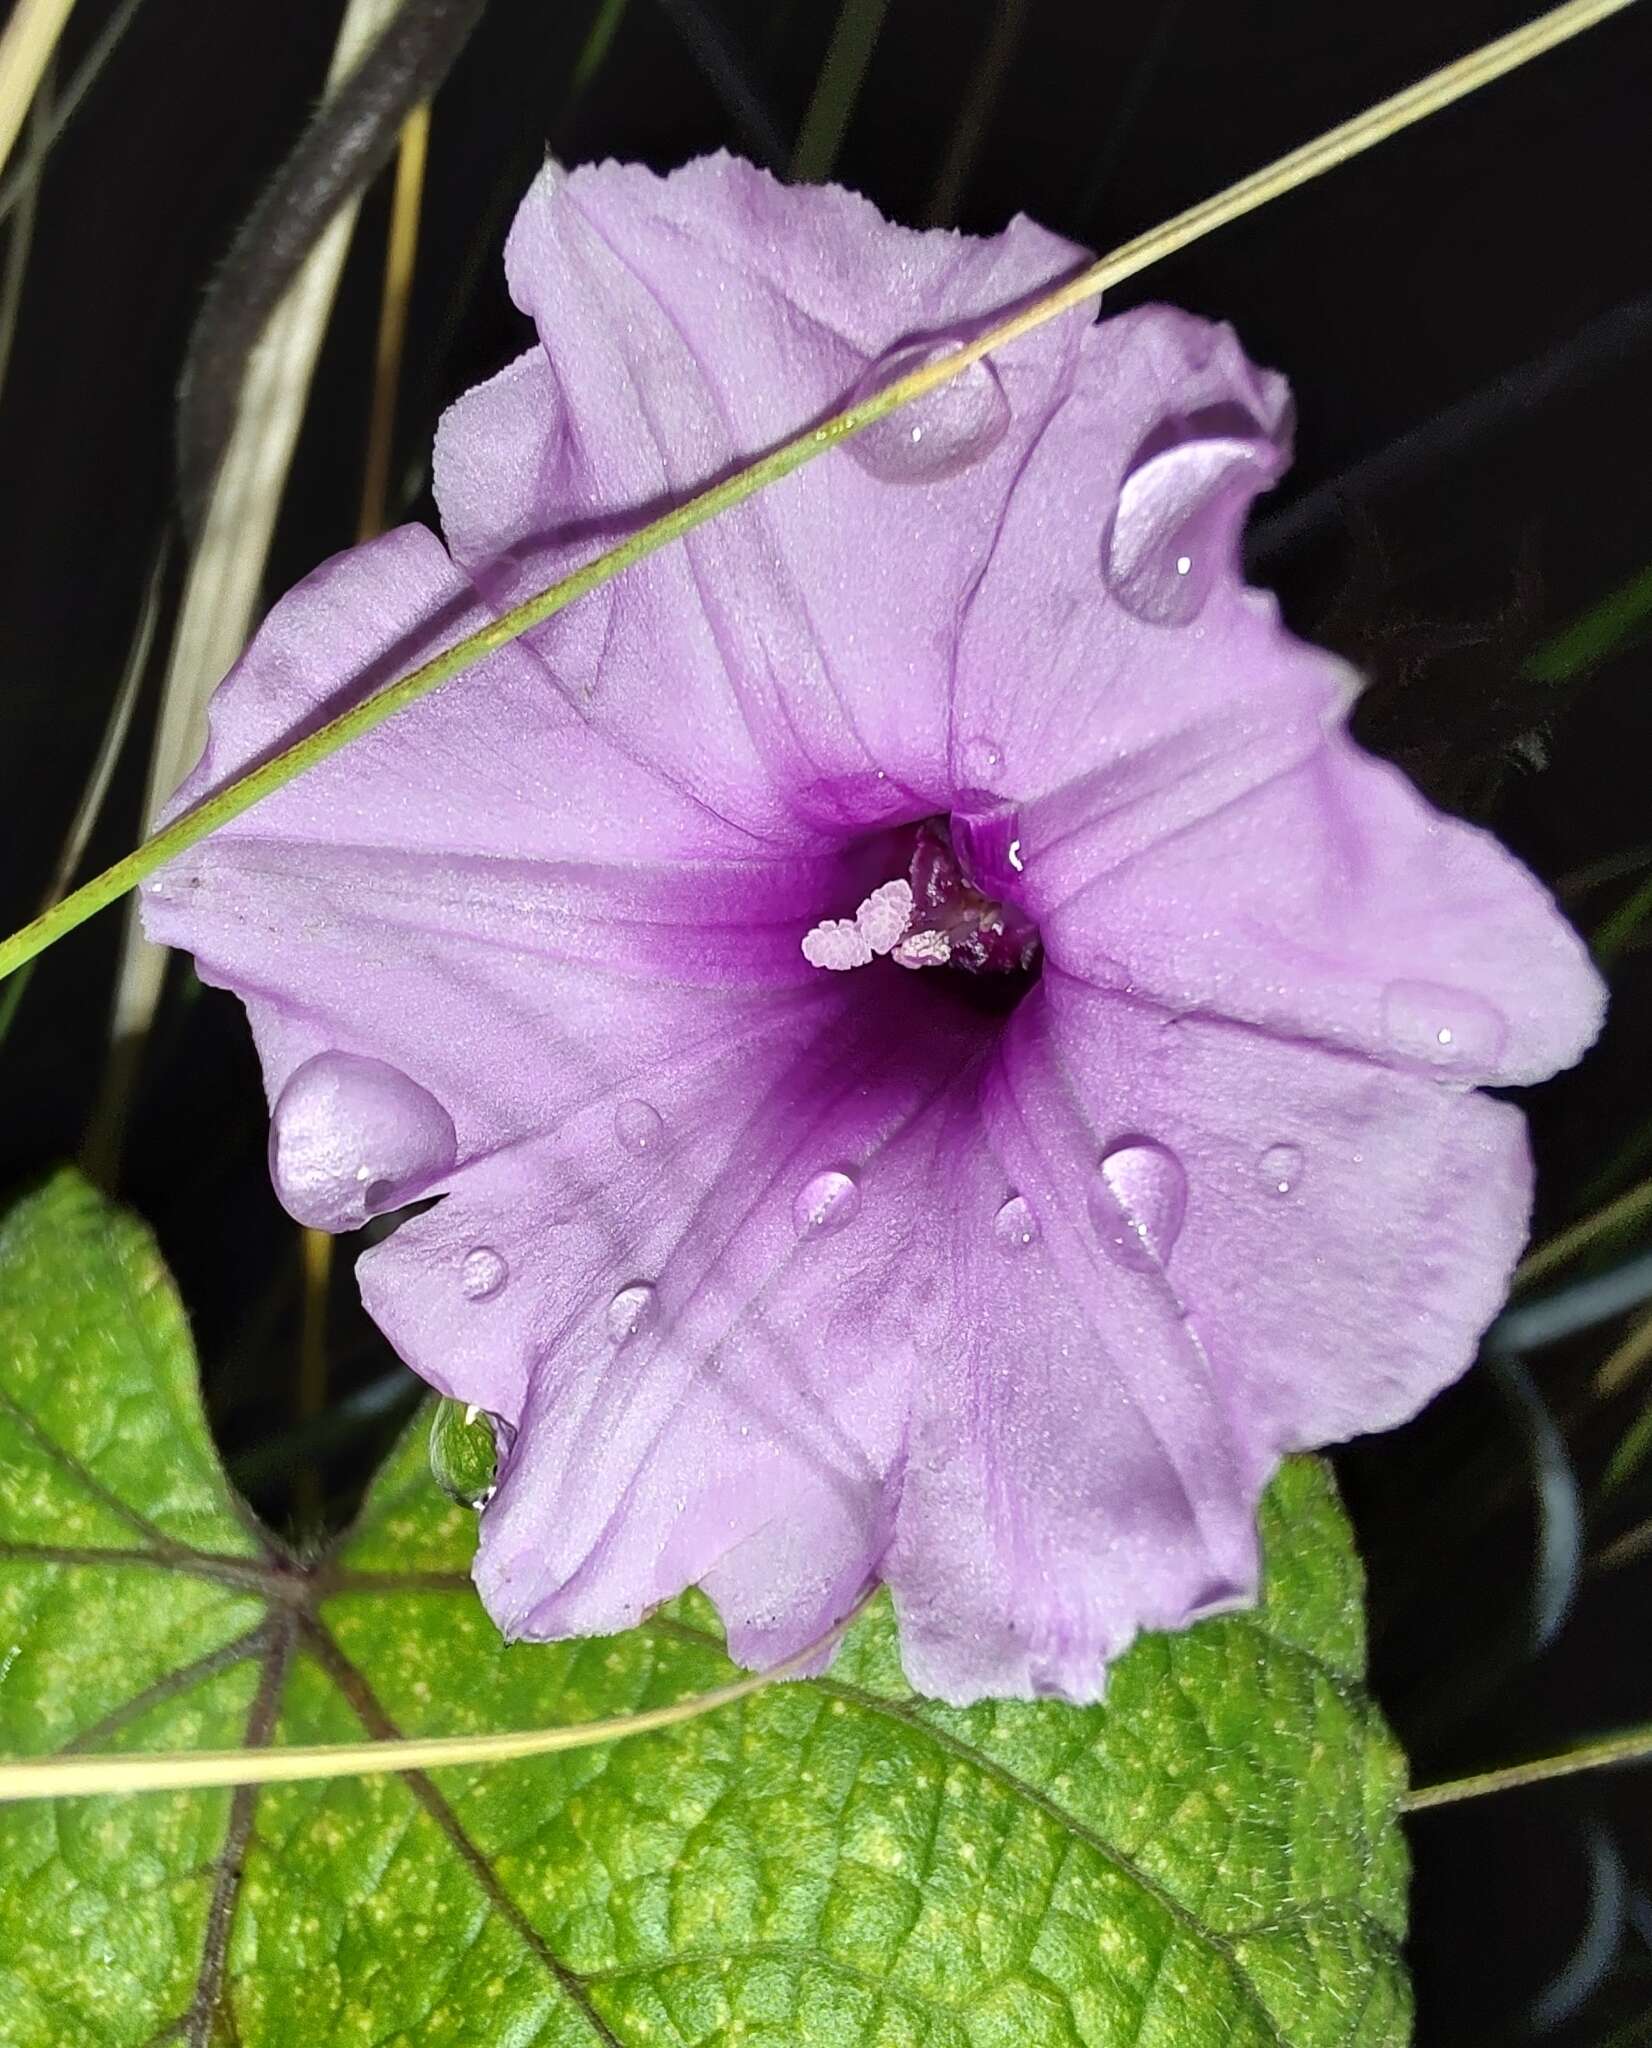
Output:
801 805 1040 995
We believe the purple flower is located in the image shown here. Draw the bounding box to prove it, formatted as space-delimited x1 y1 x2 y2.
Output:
142 156 1604 1704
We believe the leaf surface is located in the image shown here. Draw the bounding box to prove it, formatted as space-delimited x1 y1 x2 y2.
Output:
0 1173 1411 2046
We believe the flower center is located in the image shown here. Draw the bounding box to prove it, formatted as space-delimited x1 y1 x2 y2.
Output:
802 819 1040 978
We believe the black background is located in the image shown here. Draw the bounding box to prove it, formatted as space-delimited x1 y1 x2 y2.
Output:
1 2 1650 2038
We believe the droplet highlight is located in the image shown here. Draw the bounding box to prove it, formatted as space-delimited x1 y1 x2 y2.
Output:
614 1098 664 1154
606 1282 658 1344
1089 1139 1188 1271
793 1168 861 1239
459 1246 508 1301
850 341 1010 485
1381 980 1507 1068
994 1195 1038 1256
1257 1144 1302 1196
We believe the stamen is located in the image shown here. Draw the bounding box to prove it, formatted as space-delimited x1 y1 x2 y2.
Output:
857 879 913 955
801 917 873 971
801 829 1037 978
801 877 913 972
894 929 953 969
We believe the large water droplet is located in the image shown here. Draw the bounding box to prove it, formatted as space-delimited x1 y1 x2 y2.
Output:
1089 1139 1188 1271
850 341 1010 485
994 1194 1039 1256
793 1168 861 1239
606 1282 658 1344
427 1397 499 1508
1381 980 1507 1068
459 1246 508 1301
614 1098 664 1155
1104 412 1280 627
268 1052 455 1232
1257 1144 1302 1196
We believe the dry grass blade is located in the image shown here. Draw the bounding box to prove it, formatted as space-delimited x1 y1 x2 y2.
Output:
0 44 50 394
357 100 431 542
0 0 76 182
104 0 405 1076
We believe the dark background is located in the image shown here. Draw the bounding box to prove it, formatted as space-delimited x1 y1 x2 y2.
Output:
1 2 1650 2038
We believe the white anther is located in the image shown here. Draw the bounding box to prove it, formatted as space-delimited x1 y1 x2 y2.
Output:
1007 838 1024 872
893 929 952 970
801 917 874 971
855 879 913 956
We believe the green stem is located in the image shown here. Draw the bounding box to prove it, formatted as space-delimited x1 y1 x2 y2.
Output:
1403 1720 1652 1810
0 0 1634 986
1520 561 1652 681
1595 868 1652 964
789 0 890 184
557 0 632 127
1514 1173 1652 1290
0 956 31 1053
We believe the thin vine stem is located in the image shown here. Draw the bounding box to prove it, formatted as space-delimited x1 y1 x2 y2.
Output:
0 0 1636 990
0 1604 862 1804
1404 1721 1652 1811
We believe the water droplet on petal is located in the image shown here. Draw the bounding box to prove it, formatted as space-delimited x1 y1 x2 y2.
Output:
606 1282 658 1344
459 1246 508 1301
614 1098 664 1154
1381 980 1507 1068
1089 1139 1187 1271
958 734 1006 787
1104 413 1281 626
268 1051 455 1232
793 1169 861 1239
428 1397 499 1508
994 1195 1039 1256
850 341 1010 484
1257 1144 1302 1196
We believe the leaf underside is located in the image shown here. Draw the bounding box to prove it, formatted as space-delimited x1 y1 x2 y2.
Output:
0 1172 1410 2046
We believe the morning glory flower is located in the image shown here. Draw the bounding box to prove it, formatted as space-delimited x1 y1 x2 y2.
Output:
142 155 1604 1704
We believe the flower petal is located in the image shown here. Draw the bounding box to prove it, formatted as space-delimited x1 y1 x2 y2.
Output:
947 307 1341 808
137 154 1604 1712
153 523 774 866
142 527 875 1185
1044 972 1535 1452
434 155 1091 836
400 974 1002 1665
884 988 1260 1705
1039 730 1606 1085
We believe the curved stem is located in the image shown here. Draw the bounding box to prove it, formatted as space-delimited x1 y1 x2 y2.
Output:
0 1601 864 1803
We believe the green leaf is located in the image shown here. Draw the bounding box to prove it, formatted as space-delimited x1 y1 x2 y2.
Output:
1520 562 1652 683
0 1172 1411 2045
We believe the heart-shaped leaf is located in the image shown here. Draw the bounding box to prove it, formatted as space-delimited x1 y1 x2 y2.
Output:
0 1172 1410 2045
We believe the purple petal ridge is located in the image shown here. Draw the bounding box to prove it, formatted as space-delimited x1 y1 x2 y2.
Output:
141 153 1606 1705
